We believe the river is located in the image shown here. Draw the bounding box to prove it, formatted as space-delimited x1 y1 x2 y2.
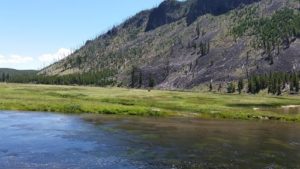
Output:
0 111 299 169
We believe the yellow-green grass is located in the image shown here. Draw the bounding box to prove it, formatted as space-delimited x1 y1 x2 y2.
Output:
1 83 300 122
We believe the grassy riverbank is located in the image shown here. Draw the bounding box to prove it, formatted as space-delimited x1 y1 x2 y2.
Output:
1 83 300 121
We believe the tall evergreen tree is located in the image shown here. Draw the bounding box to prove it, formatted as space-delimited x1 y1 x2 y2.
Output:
209 81 213 92
130 67 137 88
138 71 143 88
295 73 299 93
218 83 222 92
238 79 244 94
1 73 4 82
227 82 236 93
277 78 282 96
5 74 9 82
148 74 155 89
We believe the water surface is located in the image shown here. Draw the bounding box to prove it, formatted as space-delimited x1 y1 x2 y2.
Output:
0 111 300 169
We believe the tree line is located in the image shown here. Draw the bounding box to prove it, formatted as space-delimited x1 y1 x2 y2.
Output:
0 73 10 82
247 72 299 95
2 69 299 96
211 72 300 95
3 70 116 87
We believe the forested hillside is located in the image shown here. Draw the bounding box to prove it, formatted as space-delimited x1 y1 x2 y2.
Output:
32 0 299 92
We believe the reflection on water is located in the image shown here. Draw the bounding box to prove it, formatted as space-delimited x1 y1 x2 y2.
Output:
0 111 300 169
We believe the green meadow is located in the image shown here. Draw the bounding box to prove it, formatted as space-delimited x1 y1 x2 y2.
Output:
1 83 300 122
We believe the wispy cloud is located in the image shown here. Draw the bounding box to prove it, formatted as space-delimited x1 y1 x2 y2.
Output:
0 48 73 70
38 48 73 66
0 54 33 65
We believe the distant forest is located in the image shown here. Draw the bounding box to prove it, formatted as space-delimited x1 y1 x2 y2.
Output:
1 68 299 96
223 72 300 95
0 69 116 87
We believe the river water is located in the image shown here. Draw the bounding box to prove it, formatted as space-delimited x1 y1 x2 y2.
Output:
0 111 299 169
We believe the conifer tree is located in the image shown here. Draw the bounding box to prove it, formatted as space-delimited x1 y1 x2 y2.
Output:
5 74 9 82
277 78 282 95
238 79 244 94
131 67 137 88
227 82 236 93
209 82 213 92
218 83 222 92
138 71 142 88
295 73 299 93
1 73 4 82
148 75 155 89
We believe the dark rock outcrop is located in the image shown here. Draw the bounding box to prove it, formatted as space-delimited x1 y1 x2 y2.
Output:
186 0 261 25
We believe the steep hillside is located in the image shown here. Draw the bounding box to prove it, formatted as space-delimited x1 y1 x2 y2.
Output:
39 0 300 89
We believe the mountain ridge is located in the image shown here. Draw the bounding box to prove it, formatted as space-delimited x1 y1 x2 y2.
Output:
39 0 300 89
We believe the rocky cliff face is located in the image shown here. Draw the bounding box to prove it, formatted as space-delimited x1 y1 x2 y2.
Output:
145 0 185 31
39 0 300 89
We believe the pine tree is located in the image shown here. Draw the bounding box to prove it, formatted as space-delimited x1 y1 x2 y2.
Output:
218 83 222 92
295 73 299 93
209 82 213 92
272 77 278 95
227 82 236 93
255 75 264 94
138 71 143 88
248 78 256 94
248 78 252 93
148 75 155 89
5 74 9 82
277 78 282 96
130 67 136 88
1 73 4 82
238 79 244 94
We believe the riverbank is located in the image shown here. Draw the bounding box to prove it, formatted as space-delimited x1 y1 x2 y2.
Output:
0 83 300 122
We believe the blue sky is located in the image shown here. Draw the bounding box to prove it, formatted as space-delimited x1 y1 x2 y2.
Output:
0 0 163 70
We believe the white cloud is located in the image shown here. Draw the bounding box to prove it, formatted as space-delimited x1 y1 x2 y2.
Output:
38 48 73 66
0 48 73 70
0 54 33 65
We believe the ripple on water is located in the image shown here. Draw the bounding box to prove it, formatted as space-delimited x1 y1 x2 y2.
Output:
1 111 300 169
